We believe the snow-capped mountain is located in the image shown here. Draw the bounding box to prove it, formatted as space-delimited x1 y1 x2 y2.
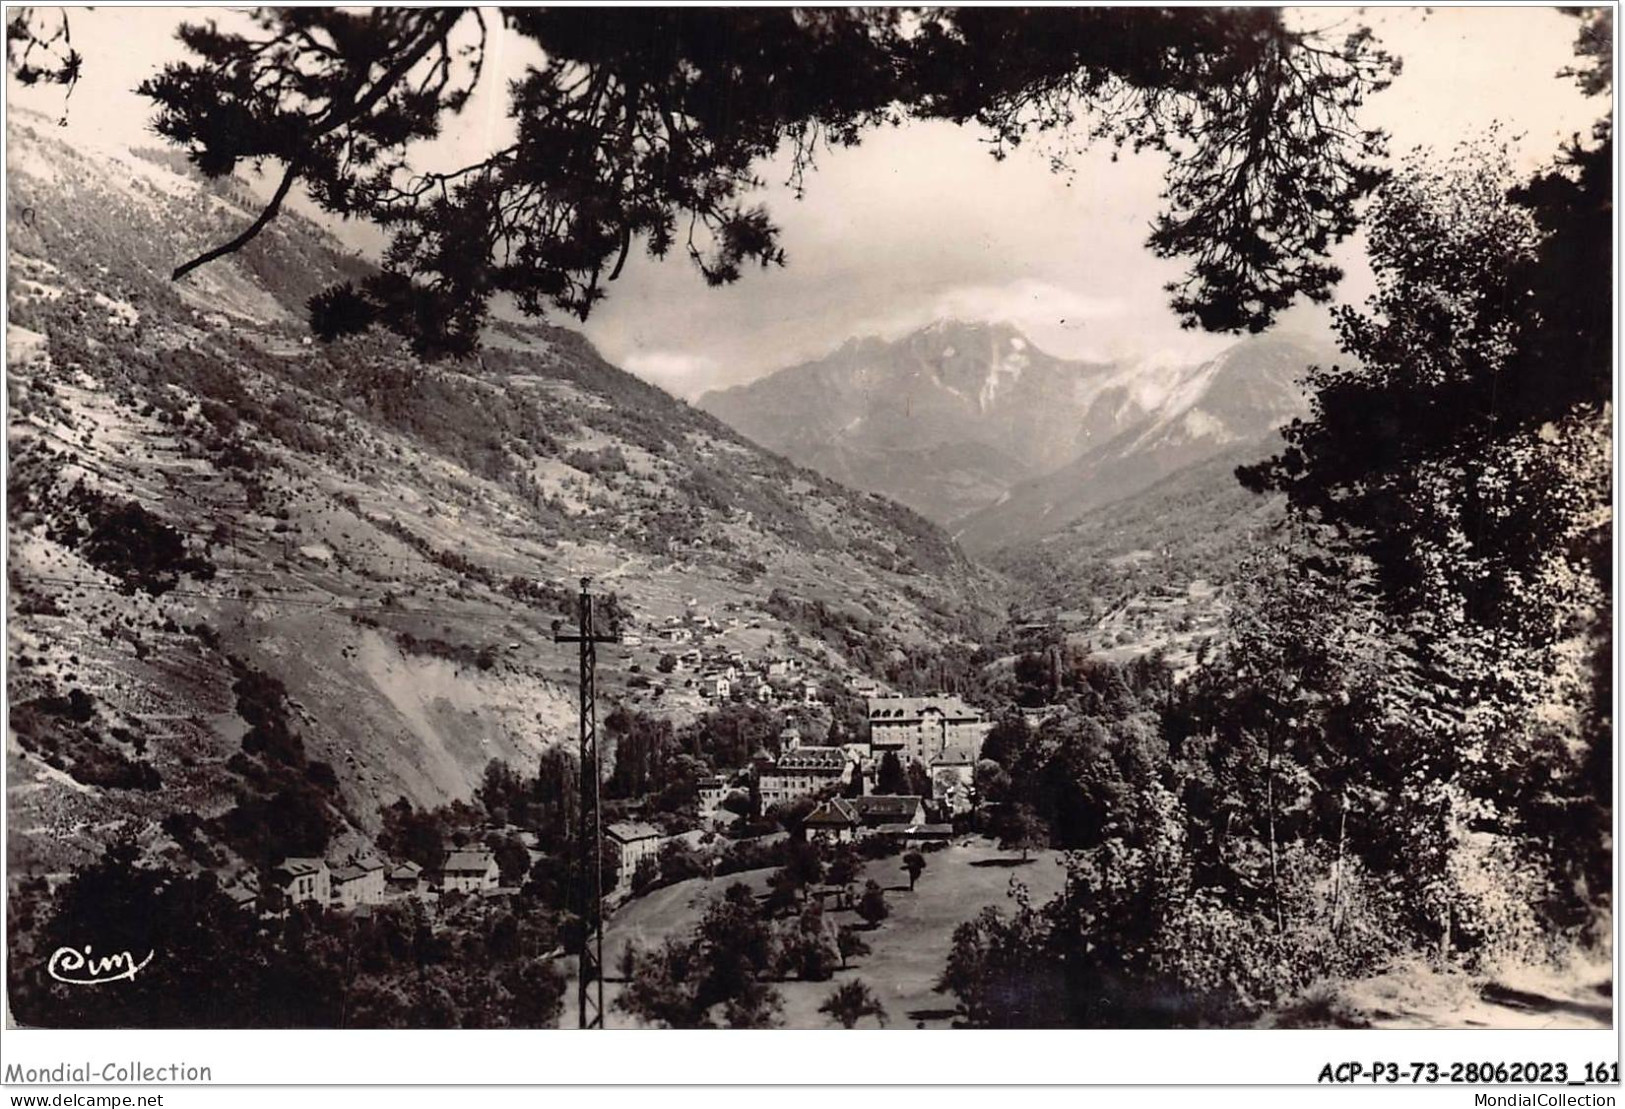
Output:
952 332 1331 553
701 321 1333 546
699 320 1138 524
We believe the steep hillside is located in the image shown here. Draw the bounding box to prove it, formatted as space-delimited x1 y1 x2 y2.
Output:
699 321 1128 524
5 110 1001 881
954 333 1327 553
989 442 1290 672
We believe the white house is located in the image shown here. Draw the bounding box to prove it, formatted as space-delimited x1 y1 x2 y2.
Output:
275 857 330 906
697 774 733 817
331 859 387 909
607 821 664 885
440 849 500 893
850 794 928 833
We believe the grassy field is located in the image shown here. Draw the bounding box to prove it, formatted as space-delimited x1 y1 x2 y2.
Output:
570 839 1614 1031
569 838 1069 1029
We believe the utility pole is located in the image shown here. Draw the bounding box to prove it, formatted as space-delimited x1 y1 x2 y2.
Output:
554 577 619 1029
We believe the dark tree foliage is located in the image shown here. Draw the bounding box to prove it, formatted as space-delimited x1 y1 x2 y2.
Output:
683 702 785 769
902 850 927 891
123 8 1395 355
875 751 908 796
5 7 80 117
856 880 889 928
835 925 870 970
819 978 887 1028
8 837 568 1028
615 882 781 1028
45 482 216 596
377 797 448 874
603 707 678 799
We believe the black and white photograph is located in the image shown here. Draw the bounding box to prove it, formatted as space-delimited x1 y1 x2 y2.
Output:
0 1 1615 1057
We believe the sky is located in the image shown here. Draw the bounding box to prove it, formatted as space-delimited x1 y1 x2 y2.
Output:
7 6 1607 398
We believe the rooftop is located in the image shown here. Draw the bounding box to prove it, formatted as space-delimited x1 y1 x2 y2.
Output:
866 695 985 723
873 823 954 837
277 857 326 877
851 795 924 820
606 821 663 843
443 850 496 873
804 798 860 826
771 746 847 772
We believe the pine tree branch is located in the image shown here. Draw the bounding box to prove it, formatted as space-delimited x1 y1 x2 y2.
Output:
172 158 300 280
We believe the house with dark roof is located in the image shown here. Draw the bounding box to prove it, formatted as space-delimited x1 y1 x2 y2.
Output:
330 860 387 910
274 857 330 905
850 795 928 832
872 822 955 842
803 797 860 842
759 745 850 810
387 860 424 894
223 876 260 913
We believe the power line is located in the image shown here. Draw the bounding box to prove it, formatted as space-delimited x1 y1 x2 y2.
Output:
554 578 619 1030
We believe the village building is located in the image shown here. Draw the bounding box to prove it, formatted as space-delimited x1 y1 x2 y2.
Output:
867 695 991 768
223 876 260 913
330 859 387 909
840 738 875 771
439 849 500 894
387 861 424 894
803 797 861 842
697 774 738 822
758 745 849 810
850 794 929 833
700 673 732 700
607 821 664 886
274 857 331 906
930 755 977 816
872 821 955 843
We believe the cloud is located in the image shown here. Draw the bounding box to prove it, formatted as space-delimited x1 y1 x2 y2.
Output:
929 279 1126 327
619 350 720 397
831 279 1133 362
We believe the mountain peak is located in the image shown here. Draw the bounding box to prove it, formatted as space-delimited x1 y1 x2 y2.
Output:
699 320 1119 523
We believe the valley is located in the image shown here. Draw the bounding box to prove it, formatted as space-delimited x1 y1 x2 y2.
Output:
4 109 1001 889
4 0 1610 1039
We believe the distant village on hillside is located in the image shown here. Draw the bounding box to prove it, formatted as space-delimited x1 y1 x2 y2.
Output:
246 687 991 918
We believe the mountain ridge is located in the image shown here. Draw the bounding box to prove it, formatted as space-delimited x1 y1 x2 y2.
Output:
699 319 1132 524
954 330 1329 553
701 317 1333 548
